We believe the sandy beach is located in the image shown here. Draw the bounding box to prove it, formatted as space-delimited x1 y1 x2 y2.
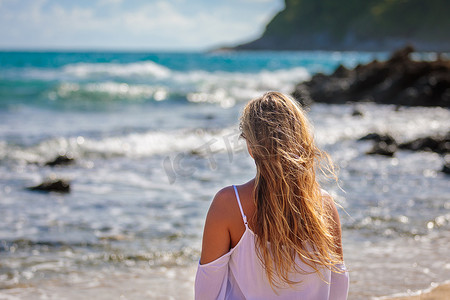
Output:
383 283 450 300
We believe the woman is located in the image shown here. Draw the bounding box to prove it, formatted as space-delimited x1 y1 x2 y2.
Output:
195 92 349 299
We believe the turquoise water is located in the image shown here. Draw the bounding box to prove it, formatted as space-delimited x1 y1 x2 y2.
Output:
0 51 449 299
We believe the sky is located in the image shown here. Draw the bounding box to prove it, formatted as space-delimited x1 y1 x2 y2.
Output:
0 0 283 51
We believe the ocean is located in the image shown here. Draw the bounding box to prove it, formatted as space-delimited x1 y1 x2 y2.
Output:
0 51 449 299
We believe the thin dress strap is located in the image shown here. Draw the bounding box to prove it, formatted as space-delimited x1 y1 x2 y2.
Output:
232 185 248 227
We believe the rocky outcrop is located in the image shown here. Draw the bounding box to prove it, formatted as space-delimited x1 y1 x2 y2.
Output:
442 163 450 175
358 132 450 173
45 154 75 167
293 46 450 107
358 133 397 144
366 142 397 157
398 133 450 154
27 179 71 193
360 133 398 157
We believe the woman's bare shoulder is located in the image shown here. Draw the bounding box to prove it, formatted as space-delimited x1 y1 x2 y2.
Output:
204 186 237 225
210 180 254 212
200 186 236 264
210 186 235 209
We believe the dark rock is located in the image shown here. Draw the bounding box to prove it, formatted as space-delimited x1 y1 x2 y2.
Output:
366 142 397 157
442 163 450 175
332 65 352 78
27 179 71 193
360 132 449 156
45 154 75 167
293 46 450 107
351 109 364 117
189 149 203 156
388 45 414 63
398 133 450 154
358 133 397 145
360 133 398 157
358 133 383 141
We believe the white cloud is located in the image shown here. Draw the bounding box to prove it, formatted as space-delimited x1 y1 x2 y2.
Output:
0 0 282 50
98 0 123 6
121 1 193 34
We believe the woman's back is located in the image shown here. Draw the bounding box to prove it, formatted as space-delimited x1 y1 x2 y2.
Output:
195 182 349 299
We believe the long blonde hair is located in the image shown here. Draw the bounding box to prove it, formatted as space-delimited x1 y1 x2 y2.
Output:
239 91 342 288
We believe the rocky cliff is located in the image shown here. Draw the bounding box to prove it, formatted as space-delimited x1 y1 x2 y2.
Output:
234 0 450 51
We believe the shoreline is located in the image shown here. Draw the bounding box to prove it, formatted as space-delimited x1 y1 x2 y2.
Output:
378 282 450 300
2 277 449 300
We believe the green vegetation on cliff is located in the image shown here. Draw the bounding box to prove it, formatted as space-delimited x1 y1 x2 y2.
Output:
237 0 450 51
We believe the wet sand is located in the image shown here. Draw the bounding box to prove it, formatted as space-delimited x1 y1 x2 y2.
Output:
386 283 450 300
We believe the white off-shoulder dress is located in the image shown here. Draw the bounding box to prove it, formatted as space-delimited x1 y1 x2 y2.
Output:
195 185 349 300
